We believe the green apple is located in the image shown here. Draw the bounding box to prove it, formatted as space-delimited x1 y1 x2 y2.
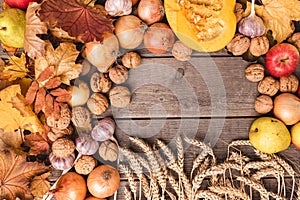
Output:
291 122 300 150
249 117 291 154
0 8 26 48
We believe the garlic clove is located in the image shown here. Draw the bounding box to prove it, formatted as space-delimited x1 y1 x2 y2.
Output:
49 152 76 171
76 134 99 155
238 14 266 38
91 117 116 142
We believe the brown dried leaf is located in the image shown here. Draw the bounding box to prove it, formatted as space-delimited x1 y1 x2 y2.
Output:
44 94 54 118
53 101 60 120
0 129 23 151
44 77 61 89
38 0 113 43
55 94 72 102
30 172 51 200
37 65 54 82
24 2 48 59
0 149 49 200
35 42 82 85
0 85 45 134
2 53 28 81
50 87 69 97
34 87 46 114
24 132 50 155
25 81 39 105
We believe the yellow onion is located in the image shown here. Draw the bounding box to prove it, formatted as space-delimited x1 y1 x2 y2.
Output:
68 80 90 107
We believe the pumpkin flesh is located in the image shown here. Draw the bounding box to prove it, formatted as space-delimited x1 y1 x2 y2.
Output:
165 0 236 52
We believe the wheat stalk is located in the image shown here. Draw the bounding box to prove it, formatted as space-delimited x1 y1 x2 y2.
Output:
119 164 137 200
296 179 300 200
244 160 280 174
252 167 283 181
124 185 133 200
237 176 269 199
168 174 185 199
149 176 160 200
176 136 184 170
209 185 251 200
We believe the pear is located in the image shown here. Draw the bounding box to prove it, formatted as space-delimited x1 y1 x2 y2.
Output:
0 8 26 48
249 117 291 154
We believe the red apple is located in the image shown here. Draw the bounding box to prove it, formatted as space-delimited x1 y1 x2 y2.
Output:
4 0 38 9
265 43 299 78
291 122 300 150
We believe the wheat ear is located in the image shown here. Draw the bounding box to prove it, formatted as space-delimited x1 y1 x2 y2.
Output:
168 174 184 199
209 185 251 200
140 174 151 200
124 185 133 200
176 136 184 170
194 190 223 200
119 164 137 200
237 176 269 199
149 176 160 200
190 149 209 180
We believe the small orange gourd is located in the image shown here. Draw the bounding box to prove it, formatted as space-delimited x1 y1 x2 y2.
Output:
164 0 236 52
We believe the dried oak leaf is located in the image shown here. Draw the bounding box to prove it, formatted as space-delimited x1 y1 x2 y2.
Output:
24 2 48 59
245 0 300 43
2 53 28 81
0 149 49 200
29 172 51 200
37 0 114 43
0 129 23 151
24 132 50 155
35 41 82 85
0 85 45 133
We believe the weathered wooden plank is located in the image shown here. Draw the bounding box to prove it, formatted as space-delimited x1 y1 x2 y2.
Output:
104 57 300 118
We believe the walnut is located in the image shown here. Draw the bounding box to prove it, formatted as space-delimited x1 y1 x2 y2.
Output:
46 106 71 129
98 140 119 162
71 106 91 128
74 155 97 175
122 52 142 68
172 40 193 61
87 93 109 115
254 95 273 114
249 36 269 57
245 63 264 82
288 32 300 51
48 126 73 142
109 64 129 84
90 72 112 93
258 76 279 96
279 74 299 93
51 137 75 158
226 33 250 56
109 86 131 108
234 3 244 24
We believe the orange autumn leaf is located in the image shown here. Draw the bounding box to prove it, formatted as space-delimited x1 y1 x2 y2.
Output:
30 172 51 200
2 53 28 81
0 149 49 200
24 132 49 155
0 85 45 133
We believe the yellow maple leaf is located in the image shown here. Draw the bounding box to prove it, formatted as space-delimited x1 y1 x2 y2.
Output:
29 172 51 199
245 0 300 43
0 85 45 133
35 41 83 85
2 53 28 81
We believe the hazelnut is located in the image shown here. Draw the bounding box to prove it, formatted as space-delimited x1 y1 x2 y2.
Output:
109 64 129 84
109 86 131 108
71 106 92 128
122 52 141 68
90 72 112 93
226 33 250 56
52 137 75 158
254 95 273 114
87 93 109 115
258 76 279 96
74 155 97 175
172 40 193 61
98 140 119 162
249 36 269 57
279 74 299 93
245 63 265 82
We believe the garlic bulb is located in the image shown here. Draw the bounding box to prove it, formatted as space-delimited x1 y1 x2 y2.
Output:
105 0 132 17
76 134 99 155
91 117 116 142
238 0 266 37
49 152 75 170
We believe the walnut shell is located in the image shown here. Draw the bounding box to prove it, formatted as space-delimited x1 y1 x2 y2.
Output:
172 40 192 61
90 72 112 93
245 63 264 82
71 106 91 128
87 93 109 115
279 74 299 93
226 33 250 56
258 76 279 96
288 32 300 51
74 155 97 175
254 95 273 114
98 140 119 162
52 137 75 158
109 64 129 84
122 52 141 68
48 126 73 142
109 86 131 108
234 3 244 24
249 36 269 57
46 107 71 129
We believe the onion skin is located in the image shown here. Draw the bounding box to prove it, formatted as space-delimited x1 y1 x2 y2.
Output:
87 165 120 198
52 172 87 200
137 0 164 25
85 197 105 200
274 93 300 125
115 15 147 49
144 23 175 54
